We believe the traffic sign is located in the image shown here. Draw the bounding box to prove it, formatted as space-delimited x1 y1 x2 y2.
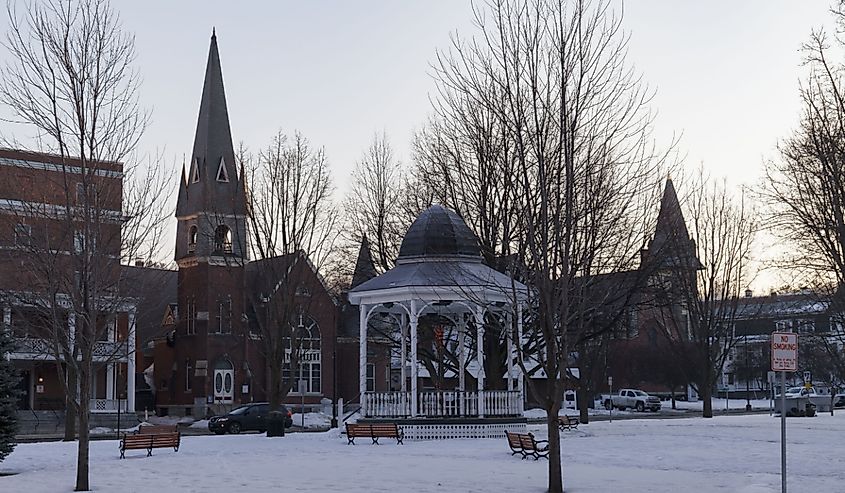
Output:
771 332 798 371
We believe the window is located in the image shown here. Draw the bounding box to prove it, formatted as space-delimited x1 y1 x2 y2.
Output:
185 360 193 392
188 225 198 253
216 157 229 182
185 297 196 335
213 297 232 334
796 319 814 334
283 315 322 394
191 158 200 183
75 182 97 206
626 308 639 339
366 363 376 392
74 230 85 253
215 225 232 253
283 361 322 394
727 373 735 385
14 223 31 247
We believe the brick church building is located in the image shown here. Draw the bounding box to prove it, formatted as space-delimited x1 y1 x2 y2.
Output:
150 32 390 418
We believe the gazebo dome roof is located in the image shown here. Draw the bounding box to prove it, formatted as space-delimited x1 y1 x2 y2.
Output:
397 205 481 261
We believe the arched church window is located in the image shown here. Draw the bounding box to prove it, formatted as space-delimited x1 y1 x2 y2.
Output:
282 315 321 394
215 225 232 253
188 225 198 253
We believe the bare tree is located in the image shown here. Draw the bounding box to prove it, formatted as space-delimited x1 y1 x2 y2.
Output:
342 132 407 273
652 171 757 418
243 130 338 412
0 0 169 490
413 90 520 264
763 29 845 290
761 9 845 393
429 1 667 490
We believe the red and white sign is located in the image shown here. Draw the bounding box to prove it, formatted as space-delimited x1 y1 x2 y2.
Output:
771 332 798 371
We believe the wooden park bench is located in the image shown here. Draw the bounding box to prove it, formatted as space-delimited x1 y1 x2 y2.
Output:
345 422 404 445
120 431 181 459
136 424 178 435
504 430 549 460
505 431 525 457
558 415 579 431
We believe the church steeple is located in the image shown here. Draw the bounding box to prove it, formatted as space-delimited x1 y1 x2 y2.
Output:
641 178 701 271
350 235 378 289
653 178 689 248
175 31 247 262
176 29 244 217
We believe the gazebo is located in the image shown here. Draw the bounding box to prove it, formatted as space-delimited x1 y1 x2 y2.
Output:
348 205 528 438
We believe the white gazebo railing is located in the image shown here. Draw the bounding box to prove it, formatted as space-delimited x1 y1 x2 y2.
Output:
363 391 412 418
363 390 522 418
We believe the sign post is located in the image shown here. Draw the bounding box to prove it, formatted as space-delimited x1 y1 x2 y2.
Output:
298 380 308 428
772 332 798 493
608 376 613 424
767 371 776 416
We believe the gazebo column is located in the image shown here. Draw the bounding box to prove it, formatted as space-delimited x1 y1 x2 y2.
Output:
516 303 525 413
475 305 485 417
359 303 368 416
457 318 466 392
400 313 407 393
410 300 419 417
506 311 514 392
127 307 136 413
458 317 467 416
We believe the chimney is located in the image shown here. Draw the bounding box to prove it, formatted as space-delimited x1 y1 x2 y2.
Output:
744 289 752 298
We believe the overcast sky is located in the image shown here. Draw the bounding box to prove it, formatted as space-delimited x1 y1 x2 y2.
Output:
112 1 834 189
0 1 837 288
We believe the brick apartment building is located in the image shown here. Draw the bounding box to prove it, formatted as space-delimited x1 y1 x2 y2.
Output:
0 148 138 418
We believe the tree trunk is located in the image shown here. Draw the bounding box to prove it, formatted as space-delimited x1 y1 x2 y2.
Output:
670 385 677 410
75 357 91 491
701 385 713 418
268 358 281 411
578 383 590 424
64 365 77 441
547 400 564 493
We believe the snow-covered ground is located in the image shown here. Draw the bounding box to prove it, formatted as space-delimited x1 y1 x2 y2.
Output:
291 412 333 430
2 413 843 492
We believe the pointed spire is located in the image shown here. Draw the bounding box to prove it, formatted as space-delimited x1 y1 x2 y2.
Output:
177 30 246 217
192 30 234 188
176 162 189 217
236 160 248 212
643 178 701 270
175 32 247 261
350 235 378 289
653 178 689 245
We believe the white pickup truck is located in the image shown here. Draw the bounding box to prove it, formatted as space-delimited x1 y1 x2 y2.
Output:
603 389 662 412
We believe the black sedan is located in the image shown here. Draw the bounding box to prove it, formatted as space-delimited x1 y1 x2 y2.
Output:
208 403 293 434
